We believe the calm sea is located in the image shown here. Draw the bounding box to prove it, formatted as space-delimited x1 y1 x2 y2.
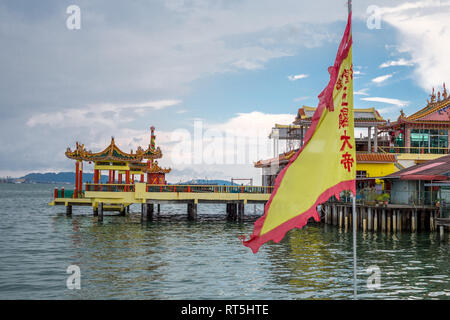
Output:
0 184 448 300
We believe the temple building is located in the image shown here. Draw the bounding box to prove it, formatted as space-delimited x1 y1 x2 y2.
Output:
379 84 450 168
256 85 450 188
65 126 170 198
258 106 395 187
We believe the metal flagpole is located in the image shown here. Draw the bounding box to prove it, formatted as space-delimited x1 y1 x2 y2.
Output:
347 0 357 300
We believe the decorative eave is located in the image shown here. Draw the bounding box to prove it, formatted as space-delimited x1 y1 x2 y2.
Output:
129 161 171 174
407 96 450 121
66 137 162 162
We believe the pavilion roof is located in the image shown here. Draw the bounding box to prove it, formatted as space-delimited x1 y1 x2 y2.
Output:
294 106 385 125
65 137 162 162
129 161 171 174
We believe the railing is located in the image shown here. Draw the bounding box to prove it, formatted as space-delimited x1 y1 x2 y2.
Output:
85 183 135 192
83 183 273 194
54 188 74 199
328 188 443 207
147 184 274 194
378 146 449 155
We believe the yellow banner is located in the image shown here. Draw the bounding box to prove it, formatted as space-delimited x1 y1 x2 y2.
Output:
244 16 355 253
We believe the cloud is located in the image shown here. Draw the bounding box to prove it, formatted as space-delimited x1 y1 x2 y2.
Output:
354 88 369 96
378 0 450 90
361 97 409 107
288 74 309 81
26 99 181 127
293 96 310 102
379 58 414 68
371 74 393 84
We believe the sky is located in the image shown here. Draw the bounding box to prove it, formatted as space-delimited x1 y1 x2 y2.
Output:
1 0 450 184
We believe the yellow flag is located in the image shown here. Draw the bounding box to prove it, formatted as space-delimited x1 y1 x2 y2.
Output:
244 13 355 253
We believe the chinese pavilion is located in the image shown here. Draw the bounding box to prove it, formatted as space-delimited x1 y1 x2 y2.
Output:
379 83 450 156
65 126 171 197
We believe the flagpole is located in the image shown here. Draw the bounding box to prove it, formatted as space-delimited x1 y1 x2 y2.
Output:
347 0 357 300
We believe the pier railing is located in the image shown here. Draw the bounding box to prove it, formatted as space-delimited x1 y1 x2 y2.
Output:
328 188 444 207
83 183 273 194
85 184 135 192
145 184 274 194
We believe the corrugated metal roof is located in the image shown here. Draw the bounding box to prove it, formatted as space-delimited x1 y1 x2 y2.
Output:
384 154 450 180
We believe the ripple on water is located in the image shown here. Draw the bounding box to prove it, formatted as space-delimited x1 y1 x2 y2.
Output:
0 184 449 299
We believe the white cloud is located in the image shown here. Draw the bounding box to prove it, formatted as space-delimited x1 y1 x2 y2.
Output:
371 74 393 84
379 0 450 90
379 58 414 68
288 74 309 81
26 99 181 127
361 97 409 107
354 88 369 96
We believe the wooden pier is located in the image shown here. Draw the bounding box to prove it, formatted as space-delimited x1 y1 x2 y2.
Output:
49 183 447 239
321 202 446 238
49 183 271 222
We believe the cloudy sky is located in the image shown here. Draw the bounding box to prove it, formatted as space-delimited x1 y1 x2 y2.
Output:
1 0 449 183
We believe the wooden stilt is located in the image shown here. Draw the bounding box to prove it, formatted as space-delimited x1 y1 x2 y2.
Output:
393 210 397 232
387 210 391 233
238 202 245 221
339 206 343 229
93 206 98 217
157 204 161 215
66 205 72 216
98 203 103 222
397 210 402 232
344 212 349 232
141 203 147 222
430 211 435 231
411 210 416 232
440 225 445 241
374 209 378 232
368 207 373 231
147 203 154 220
382 208 386 232
188 202 198 221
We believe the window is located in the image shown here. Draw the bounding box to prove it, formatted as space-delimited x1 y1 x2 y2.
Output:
410 128 448 154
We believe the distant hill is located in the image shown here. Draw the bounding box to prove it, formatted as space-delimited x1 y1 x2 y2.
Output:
178 179 237 186
19 172 236 186
20 172 109 184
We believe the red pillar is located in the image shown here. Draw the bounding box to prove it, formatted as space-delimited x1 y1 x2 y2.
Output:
140 174 144 183
125 170 130 191
112 170 116 184
118 173 122 184
79 162 83 195
74 161 79 198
